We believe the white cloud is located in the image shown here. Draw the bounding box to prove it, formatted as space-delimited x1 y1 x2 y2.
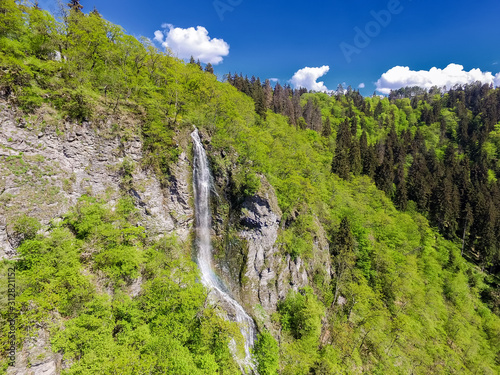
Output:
358 82 365 89
153 30 164 44
290 66 330 92
154 25 229 65
376 64 500 94
268 78 279 82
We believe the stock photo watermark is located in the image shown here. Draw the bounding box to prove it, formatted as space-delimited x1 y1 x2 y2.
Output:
340 0 412 63
213 0 243 21
7 265 17 367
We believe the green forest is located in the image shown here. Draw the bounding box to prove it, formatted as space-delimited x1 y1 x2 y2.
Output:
1 1 500 374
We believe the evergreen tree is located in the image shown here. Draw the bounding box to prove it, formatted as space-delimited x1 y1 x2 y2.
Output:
394 163 408 211
408 153 432 211
322 116 332 138
349 138 362 176
362 146 376 179
68 0 83 12
375 145 394 197
251 77 266 118
204 63 214 74
332 119 351 180
263 79 273 110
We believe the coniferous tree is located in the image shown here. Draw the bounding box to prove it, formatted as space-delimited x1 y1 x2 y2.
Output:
408 153 432 211
273 82 285 114
349 138 362 176
362 146 376 179
375 145 394 197
432 172 460 239
263 79 273 110
394 163 408 211
251 77 266 118
350 116 358 136
68 0 83 12
359 131 368 159
322 116 332 138
374 101 383 118
204 63 214 74
332 119 351 180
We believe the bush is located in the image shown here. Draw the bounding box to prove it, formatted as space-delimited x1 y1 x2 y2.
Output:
13 214 41 242
254 331 279 375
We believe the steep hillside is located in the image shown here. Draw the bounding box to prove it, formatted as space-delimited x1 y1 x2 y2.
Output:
1 2 499 375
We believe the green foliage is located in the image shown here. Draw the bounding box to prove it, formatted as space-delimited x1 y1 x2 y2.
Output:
254 331 279 375
1 197 241 373
278 287 325 341
12 214 41 242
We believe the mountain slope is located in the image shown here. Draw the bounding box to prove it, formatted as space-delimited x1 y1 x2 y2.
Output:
0 2 499 374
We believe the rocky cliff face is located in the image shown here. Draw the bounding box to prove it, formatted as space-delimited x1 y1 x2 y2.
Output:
208 140 330 332
0 101 193 261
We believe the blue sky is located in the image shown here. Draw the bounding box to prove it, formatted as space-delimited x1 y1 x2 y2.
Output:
39 0 500 95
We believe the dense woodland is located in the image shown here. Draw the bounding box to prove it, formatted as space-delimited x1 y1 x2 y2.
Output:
1 1 500 374
227 73 500 278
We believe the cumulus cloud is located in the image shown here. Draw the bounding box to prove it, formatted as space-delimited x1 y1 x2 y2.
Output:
290 66 330 92
376 64 500 94
153 30 164 44
154 24 229 65
358 83 365 89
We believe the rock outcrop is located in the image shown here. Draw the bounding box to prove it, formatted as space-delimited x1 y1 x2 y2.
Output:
7 329 62 375
237 178 309 313
0 101 193 260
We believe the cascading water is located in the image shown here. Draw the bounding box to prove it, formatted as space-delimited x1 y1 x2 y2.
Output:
191 128 257 373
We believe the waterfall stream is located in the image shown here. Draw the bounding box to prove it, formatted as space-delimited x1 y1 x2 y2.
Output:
191 129 257 373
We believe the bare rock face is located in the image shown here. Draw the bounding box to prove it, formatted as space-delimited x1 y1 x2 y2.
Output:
236 178 308 315
7 329 62 375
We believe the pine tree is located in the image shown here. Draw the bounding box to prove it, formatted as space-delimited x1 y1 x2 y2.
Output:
394 163 408 211
363 146 376 179
407 153 432 211
350 116 358 136
251 77 266 118
204 63 214 74
67 0 83 12
349 138 362 176
375 145 394 197
332 120 351 180
322 116 332 138
374 101 383 118
263 79 273 110
431 172 460 239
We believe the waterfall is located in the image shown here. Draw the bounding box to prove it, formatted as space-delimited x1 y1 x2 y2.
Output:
191 128 257 373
